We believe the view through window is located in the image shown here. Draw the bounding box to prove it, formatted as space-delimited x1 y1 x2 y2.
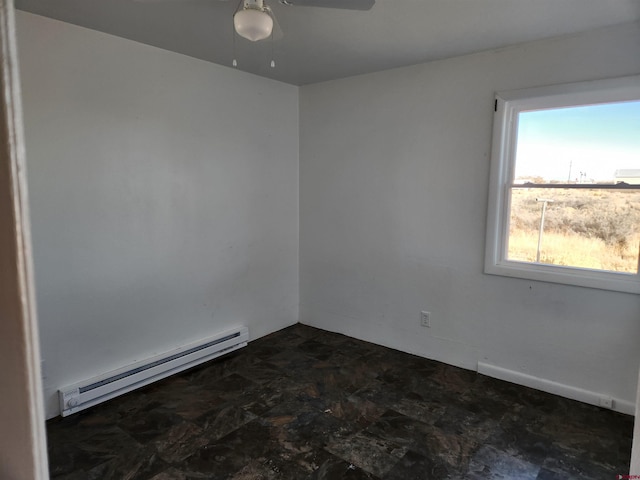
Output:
507 101 640 273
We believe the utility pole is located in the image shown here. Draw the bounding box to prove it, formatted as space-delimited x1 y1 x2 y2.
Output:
536 198 554 263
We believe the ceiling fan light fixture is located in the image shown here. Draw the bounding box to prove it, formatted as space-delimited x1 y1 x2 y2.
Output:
234 8 273 42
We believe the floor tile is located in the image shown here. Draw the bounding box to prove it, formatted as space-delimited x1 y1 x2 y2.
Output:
467 445 540 479
307 453 381 479
325 429 408 477
46 324 633 479
383 450 452 480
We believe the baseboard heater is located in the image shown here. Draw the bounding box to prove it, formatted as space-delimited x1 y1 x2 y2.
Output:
59 326 248 417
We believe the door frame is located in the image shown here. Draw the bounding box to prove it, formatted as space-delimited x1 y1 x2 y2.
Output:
0 0 49 478
631 371 640 474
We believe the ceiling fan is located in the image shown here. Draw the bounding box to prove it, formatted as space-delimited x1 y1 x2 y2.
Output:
137 0 375 42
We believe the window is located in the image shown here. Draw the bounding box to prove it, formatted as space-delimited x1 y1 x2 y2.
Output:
485 75 640 294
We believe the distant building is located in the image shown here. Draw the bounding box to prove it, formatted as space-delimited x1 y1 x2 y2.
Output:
614 169 640 184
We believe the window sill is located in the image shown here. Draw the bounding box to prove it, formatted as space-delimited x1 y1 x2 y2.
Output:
485 261 640 294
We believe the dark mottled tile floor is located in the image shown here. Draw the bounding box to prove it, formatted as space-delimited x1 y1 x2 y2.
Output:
47 324 633 479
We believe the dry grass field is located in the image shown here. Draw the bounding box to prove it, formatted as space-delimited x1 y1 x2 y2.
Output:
507 188 640 273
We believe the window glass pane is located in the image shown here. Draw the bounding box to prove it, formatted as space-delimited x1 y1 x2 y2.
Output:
513 101 640 185
507 188 640 273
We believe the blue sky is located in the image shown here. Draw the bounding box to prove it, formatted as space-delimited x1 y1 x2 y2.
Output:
514 100 640 182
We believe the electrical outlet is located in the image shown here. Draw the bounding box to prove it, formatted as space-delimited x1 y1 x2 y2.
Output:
598 396 613 409
420 311 431 327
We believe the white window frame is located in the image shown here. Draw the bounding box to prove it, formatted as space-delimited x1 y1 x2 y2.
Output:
485 75 640 294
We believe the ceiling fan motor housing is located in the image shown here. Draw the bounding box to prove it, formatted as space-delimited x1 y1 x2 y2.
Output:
244 0 265 9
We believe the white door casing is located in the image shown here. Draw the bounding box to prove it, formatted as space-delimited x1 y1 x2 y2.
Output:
0 0 49 478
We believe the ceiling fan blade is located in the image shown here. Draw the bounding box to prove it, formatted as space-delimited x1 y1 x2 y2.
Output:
134 0 229 3
280 0 374 11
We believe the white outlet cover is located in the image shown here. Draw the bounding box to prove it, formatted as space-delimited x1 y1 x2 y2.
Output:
598 396 613 409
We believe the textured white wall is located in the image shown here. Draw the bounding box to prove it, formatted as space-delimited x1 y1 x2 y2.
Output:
16 9 640 419
300 23 640 412
17 12 299 419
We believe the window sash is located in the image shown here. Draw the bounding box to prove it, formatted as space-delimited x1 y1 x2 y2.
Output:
484 74 640 294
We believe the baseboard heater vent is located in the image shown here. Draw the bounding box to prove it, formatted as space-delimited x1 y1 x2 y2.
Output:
59 326 249 417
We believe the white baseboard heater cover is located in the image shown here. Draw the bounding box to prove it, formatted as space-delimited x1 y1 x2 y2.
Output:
59 326 248 417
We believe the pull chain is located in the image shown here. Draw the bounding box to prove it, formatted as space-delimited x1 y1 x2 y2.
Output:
270 28 275 68
232 0 244 67
232 28 238 67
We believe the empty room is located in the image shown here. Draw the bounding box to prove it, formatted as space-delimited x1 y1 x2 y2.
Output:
3 0 640 478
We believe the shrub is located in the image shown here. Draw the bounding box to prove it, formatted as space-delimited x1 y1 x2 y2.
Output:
509 188 640 265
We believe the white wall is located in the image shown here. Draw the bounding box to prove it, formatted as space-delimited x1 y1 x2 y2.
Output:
17 12 299 419
300 23 640 413
16 9 640 419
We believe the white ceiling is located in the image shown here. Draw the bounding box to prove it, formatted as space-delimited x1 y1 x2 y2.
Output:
15 0 640 85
